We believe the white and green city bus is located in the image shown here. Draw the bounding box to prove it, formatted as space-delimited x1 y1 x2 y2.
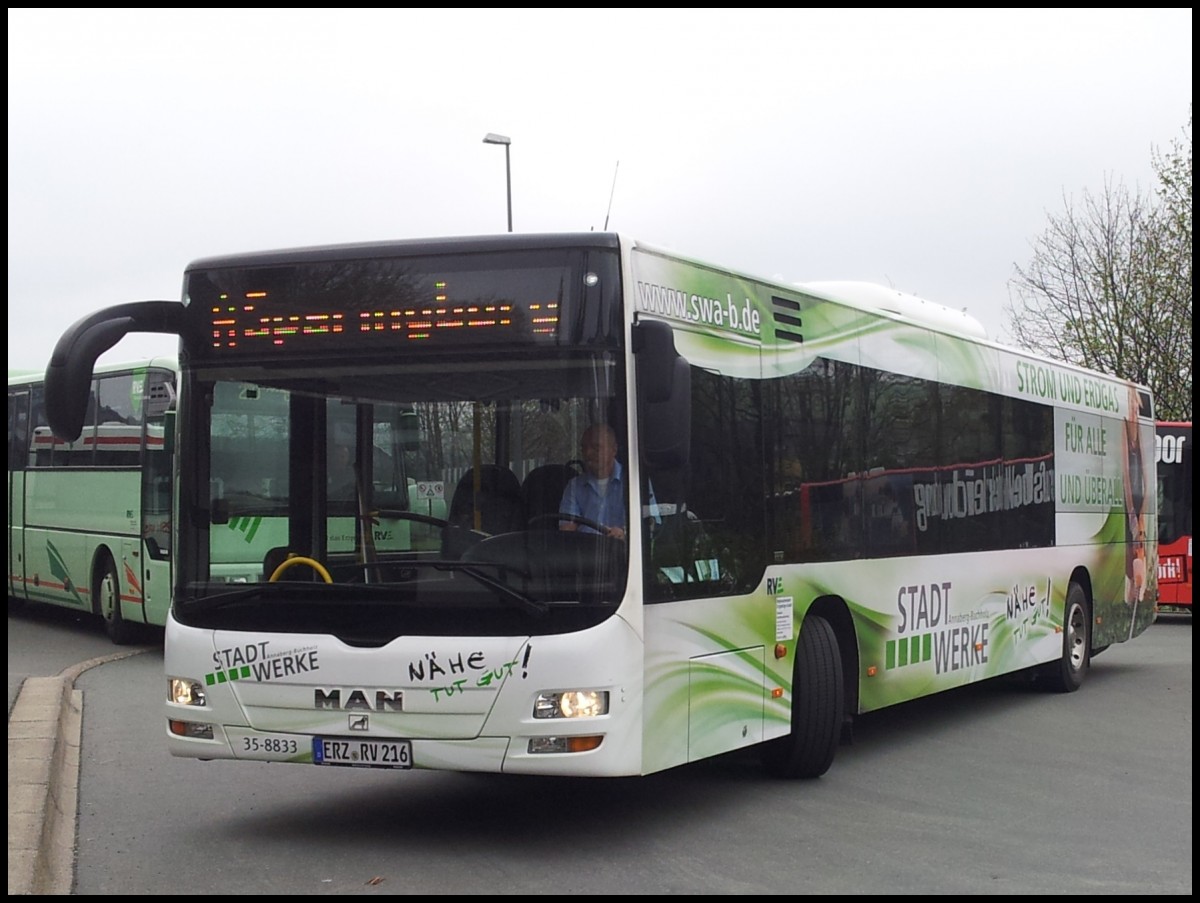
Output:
9 358 177 643
42 233 1157 777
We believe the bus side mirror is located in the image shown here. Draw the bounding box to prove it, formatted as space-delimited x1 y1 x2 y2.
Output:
633 319 691 469
46 317 133 441
44 300 186 441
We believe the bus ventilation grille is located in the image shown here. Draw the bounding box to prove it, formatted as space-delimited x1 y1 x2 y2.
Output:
772 296 804 344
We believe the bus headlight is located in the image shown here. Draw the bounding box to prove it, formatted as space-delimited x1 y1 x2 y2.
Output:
168 677 207 706
533 690 608 719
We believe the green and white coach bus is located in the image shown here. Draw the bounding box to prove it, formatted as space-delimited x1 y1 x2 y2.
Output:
9 358 177 643
41 233 1157 777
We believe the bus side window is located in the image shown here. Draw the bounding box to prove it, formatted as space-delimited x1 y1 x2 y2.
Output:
29 387 52 467
9 390 30 471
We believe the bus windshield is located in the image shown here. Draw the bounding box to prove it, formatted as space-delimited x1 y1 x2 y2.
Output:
173 243 628 643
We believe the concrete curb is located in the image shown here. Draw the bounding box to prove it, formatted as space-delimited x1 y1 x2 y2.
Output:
8 676 80 895
7 649 150 896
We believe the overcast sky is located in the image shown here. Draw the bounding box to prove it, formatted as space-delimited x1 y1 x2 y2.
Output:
7 8 1192 372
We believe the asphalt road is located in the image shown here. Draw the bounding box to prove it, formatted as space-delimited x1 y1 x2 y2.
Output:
7 605 1192 895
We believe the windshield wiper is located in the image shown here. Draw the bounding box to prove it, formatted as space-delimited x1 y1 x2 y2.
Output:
432 561 548 616
179 562 547 617
181 581 389 614
340 557 548 615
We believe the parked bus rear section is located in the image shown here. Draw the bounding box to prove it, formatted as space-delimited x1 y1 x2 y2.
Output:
1155 421 1191 610
41 233 1157 778
9 359 177 643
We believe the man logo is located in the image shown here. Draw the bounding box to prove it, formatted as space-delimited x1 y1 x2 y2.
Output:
314 688 404 712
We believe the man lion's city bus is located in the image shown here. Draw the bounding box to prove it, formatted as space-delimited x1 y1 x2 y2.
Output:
42 234 1157 778
1155 421 1191 611
9 358 177 643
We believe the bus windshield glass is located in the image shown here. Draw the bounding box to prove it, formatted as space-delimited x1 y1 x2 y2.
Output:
173 245 628 643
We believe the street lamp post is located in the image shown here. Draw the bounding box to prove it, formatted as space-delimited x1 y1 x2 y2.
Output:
482 132 512 232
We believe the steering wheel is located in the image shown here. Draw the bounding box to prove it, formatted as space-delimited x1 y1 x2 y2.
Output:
528 512 613 535
268 555 333 584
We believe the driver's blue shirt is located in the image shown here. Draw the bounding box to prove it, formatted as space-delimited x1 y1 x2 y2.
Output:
559 461 626 533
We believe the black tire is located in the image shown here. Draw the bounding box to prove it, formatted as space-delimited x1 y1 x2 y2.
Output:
1037 581 1090 693
95 556 138 645
761 614 845 778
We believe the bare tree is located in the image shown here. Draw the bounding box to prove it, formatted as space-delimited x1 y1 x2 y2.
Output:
1154 110 1192 244
1006 112 1192 421
1149 110 1193 420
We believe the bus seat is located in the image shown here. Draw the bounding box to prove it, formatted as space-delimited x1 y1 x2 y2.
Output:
448 465 523 535
263 546 292 581
522 463 579 527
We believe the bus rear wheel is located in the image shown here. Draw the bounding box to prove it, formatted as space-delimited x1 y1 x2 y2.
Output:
95 556 138 645
1037 581 1090 692
761 614 844 778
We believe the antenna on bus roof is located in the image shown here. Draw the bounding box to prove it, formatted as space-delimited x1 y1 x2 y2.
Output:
603 161 619 231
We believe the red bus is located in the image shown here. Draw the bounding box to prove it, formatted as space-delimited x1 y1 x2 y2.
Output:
1155 421 1191 610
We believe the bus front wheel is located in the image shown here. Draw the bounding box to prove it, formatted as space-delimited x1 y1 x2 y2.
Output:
761 614 844 778
95 556 138 645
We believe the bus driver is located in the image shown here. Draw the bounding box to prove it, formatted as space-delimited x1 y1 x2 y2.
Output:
559 423 626 540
